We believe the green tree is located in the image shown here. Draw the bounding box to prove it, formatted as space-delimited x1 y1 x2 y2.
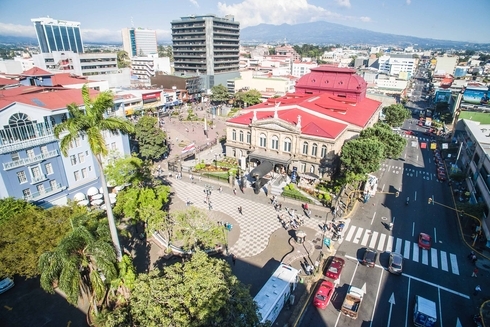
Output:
157 45 173 61
0 197 36 225
383 104 411 127
235 89 262 107
360 123 406 159
38 217 118 311
128 251 260 327
117 50 130 68
171 207 226 251
104 155 150 187
340 138 384 176
210 84 230 103
54 84 135 261
0 205 79 278
134 116 167 162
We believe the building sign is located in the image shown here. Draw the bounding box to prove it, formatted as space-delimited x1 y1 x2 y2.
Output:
291 167 298 183
462 88 489 105
142 92 161 103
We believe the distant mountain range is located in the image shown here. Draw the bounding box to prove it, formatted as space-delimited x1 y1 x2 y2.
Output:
240 21 490 50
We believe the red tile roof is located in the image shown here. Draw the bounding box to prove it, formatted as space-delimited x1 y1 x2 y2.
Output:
51 73 92 86
21 67 53 76
0 77 18 86
0 87 99 111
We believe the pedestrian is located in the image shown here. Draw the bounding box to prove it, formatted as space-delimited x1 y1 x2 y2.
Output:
219 186 222 193
208 201 212 210
232 254 236 266
233 188 237 195
468 251 475 259
474 285 481 296
472 254 478 264
472 268 479 277
199 176 202 183
238 206 242 214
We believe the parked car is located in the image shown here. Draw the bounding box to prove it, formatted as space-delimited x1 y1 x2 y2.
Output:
362 248 378 268
0 277 14 294
437 173 447 181
325 257 345 282
313 280 335 309
388 252 403 275
418 233 431 250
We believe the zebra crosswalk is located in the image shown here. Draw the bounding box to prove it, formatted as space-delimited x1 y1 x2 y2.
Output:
343 225 460 275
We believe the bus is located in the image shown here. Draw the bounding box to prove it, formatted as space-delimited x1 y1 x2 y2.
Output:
253 263 300 324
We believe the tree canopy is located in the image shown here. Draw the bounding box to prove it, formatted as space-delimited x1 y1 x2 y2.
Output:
210 84 230 103
235 89 262 107
104 155 150 187
0 197 37 225
99 251 261 327
340 138 384 177
117 51 130 68
0 204 81 278
383 104 411 127
359 123 406 159
133 116 167 162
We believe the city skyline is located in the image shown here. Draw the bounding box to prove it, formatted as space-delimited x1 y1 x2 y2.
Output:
0 0 489 44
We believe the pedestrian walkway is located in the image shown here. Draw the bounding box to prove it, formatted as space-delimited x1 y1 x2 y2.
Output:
379 163 445 182
343 224 461 275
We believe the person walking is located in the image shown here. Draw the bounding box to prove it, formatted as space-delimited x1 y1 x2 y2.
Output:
231 254 236 266
233 188 237 195
474 285 482 296
238 206 243 214
472 268 479 278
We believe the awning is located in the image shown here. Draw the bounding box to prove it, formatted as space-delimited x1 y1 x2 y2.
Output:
299 173 319 180
248 150 291 166
250 161 273 179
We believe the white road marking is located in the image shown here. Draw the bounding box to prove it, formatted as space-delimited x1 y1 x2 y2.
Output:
377 233 386 251
345 225 356 242
413 244 419 262
361 229 371 246
440 251 448 271
369 231 378 248
395 238 403 253
450 253 460 275
404 240 411 259
421 248 428 265
353 227 363 244
431 248 438 268
386 235 394 252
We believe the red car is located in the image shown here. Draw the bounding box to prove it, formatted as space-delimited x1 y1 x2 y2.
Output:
418 233 431 250
313 280 334 309
325 257 345 281
405 130 415 135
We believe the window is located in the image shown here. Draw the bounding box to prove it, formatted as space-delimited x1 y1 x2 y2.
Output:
302 142 309 155
300 163 306 173
239 131 244 142
259 133 267 147
232 129 237 141
81 168 87 178
312 143 318 157
310 165 315 173
75 138 81 147
22 189 31 199
49 180 57 190
70 155 77 165
41 146 48 155
45 163 53 175
17 171 27 183
111 142 116 150
74 170 80 181
284 138 292 152
11 152 20 161
78 152 85 163
37 184 45 194
271 135 279 150
247 132 251 144
88 166 92 171
31 166 41 179
27 149 35 159
321 145 327 158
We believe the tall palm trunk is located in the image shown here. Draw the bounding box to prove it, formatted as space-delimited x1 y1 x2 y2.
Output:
95 155 122 261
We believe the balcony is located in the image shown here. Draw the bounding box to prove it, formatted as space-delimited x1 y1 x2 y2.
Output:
31 174 48 184
3 149 59 170
24 183 66 201
0 122 56 154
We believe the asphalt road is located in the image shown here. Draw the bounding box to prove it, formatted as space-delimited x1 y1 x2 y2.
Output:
299 119 478 327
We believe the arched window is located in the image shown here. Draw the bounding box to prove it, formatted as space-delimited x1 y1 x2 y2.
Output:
239 131 244 142
312 143 318 156
271 135 279 150
259 133 267 147
232 129 236 141
321 145 327 158
302 142 308 155
247 132 251 144
310 165 315 173
283 137 292 152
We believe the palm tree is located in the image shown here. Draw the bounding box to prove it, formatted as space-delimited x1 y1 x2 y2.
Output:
54 85 134 261
38 221 117 312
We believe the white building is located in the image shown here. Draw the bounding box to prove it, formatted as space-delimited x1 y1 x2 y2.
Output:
122 27 158 58
130 55 171 85
292 61 318 78
374 76 408 92
378 55 416 77
434 55 458 76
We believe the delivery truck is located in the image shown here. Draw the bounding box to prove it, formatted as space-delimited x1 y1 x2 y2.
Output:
341 285 364 319
413 295 437 327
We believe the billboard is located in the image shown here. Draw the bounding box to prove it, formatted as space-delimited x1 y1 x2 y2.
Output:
435 90 451 103
462 88 489 105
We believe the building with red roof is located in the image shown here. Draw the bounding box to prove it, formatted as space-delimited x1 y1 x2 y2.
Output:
225 66 382 185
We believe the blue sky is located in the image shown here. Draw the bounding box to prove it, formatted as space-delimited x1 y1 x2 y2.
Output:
0 0 489 44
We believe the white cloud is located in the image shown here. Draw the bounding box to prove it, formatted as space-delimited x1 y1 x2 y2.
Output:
406 0 411 4
82 28 121 43
217 0 367 28
0 22 36 38
335 0 351 8
360 16 372 22
189 0 199 7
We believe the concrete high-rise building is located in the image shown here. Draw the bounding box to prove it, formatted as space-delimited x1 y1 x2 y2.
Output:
171 14 240 90
121 28 158 58
31 17 84 54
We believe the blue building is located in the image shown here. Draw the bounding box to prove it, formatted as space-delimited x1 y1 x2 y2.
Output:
31 17 84 54
0 68 130 207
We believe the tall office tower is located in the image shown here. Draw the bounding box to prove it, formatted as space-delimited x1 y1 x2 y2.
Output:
31 17 84 53
121 28 158 58
171 14 240 76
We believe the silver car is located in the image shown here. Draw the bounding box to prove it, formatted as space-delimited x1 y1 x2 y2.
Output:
388 252 403 275
0 278 14 294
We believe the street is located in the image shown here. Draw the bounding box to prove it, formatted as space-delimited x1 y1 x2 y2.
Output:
299 119 480 326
